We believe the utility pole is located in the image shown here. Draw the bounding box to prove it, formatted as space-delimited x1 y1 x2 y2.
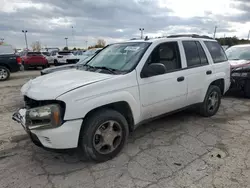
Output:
65 37 68 48
213 26 217 39
248 30 250 41
85 40 88 49
22 30 28 50
71 26 75 48
139 28 144 39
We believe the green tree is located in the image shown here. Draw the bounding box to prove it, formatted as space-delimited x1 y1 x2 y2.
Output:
63 46 69 51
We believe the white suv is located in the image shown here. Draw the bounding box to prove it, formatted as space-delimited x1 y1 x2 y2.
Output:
53 51 78 65
13 35 231 162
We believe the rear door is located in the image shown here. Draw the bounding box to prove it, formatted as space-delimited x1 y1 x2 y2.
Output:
180 40 212 105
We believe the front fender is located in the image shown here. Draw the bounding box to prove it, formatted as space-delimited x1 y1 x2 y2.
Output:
60 90 141 124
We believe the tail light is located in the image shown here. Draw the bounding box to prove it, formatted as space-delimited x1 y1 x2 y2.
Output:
16 56 22 64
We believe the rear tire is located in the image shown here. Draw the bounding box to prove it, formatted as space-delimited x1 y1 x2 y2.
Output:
23 64 29 70
244 80 250 98
79 109 129 162
0 66 10 81
199 85 221 117
54 60 58 66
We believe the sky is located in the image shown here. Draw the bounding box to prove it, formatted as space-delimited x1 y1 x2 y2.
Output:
0 0 250 49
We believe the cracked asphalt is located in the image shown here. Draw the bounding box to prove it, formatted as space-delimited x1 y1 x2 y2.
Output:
0 71 250 188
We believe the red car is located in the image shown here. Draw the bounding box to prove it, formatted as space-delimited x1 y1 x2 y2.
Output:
22 52 49 70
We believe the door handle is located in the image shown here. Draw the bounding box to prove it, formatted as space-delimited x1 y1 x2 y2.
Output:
177 76 185 82
206 70 212 75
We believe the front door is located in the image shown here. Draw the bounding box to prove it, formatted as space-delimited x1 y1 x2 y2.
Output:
137 41 188 120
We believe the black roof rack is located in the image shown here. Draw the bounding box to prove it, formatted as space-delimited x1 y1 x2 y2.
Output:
167 34 213 39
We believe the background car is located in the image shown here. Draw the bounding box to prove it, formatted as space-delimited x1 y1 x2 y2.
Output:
225 44 250 97
0 44 22 81
53 51 79 66
41 51 54 65
226 44 250 69
21 51 49 70
40 54 96 75
75 48 103 61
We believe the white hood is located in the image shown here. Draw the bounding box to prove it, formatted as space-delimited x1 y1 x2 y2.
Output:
21 69 114 100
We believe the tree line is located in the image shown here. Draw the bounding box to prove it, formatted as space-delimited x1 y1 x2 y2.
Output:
216 36 250 47
63 39 106 51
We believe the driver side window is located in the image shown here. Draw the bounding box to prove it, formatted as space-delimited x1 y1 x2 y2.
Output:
147 42 182 72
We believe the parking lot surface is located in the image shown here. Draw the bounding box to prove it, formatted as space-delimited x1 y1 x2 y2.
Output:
0 71 250 188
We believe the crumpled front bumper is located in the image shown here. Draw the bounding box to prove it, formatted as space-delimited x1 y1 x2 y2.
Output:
12 109 83 149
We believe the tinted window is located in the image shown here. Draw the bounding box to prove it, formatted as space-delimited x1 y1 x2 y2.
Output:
196 42 208 64
58 51 72 55
204 41 227 63
148 42 181 72
183 41 200 67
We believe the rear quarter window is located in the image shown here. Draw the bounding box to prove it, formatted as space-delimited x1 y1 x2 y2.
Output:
204 41 227 63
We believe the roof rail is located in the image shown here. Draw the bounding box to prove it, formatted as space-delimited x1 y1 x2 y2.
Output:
167 34 213 39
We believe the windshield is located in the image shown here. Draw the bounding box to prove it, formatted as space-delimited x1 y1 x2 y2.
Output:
0 45 14 54
77 56 93 65
225 46 250 60
86 42 150 72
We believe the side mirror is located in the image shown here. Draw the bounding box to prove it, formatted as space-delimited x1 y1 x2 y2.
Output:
141 63 166 78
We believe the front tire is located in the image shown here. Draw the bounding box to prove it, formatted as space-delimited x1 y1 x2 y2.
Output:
0 66 10 81
199 85 221 117
79 109 129 162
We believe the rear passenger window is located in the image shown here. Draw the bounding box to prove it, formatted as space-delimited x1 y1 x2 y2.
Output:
196 42 208 65
204 41 227 63
183 41 208 67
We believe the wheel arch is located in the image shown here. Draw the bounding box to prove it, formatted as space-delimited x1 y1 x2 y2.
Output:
0 63 10 71
81 101 135 132
209 78 225 94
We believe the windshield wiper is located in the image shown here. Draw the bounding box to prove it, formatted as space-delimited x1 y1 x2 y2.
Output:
82 64 96 70
93 66 118 74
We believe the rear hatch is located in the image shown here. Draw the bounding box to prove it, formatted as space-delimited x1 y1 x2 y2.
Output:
26 52 46 63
